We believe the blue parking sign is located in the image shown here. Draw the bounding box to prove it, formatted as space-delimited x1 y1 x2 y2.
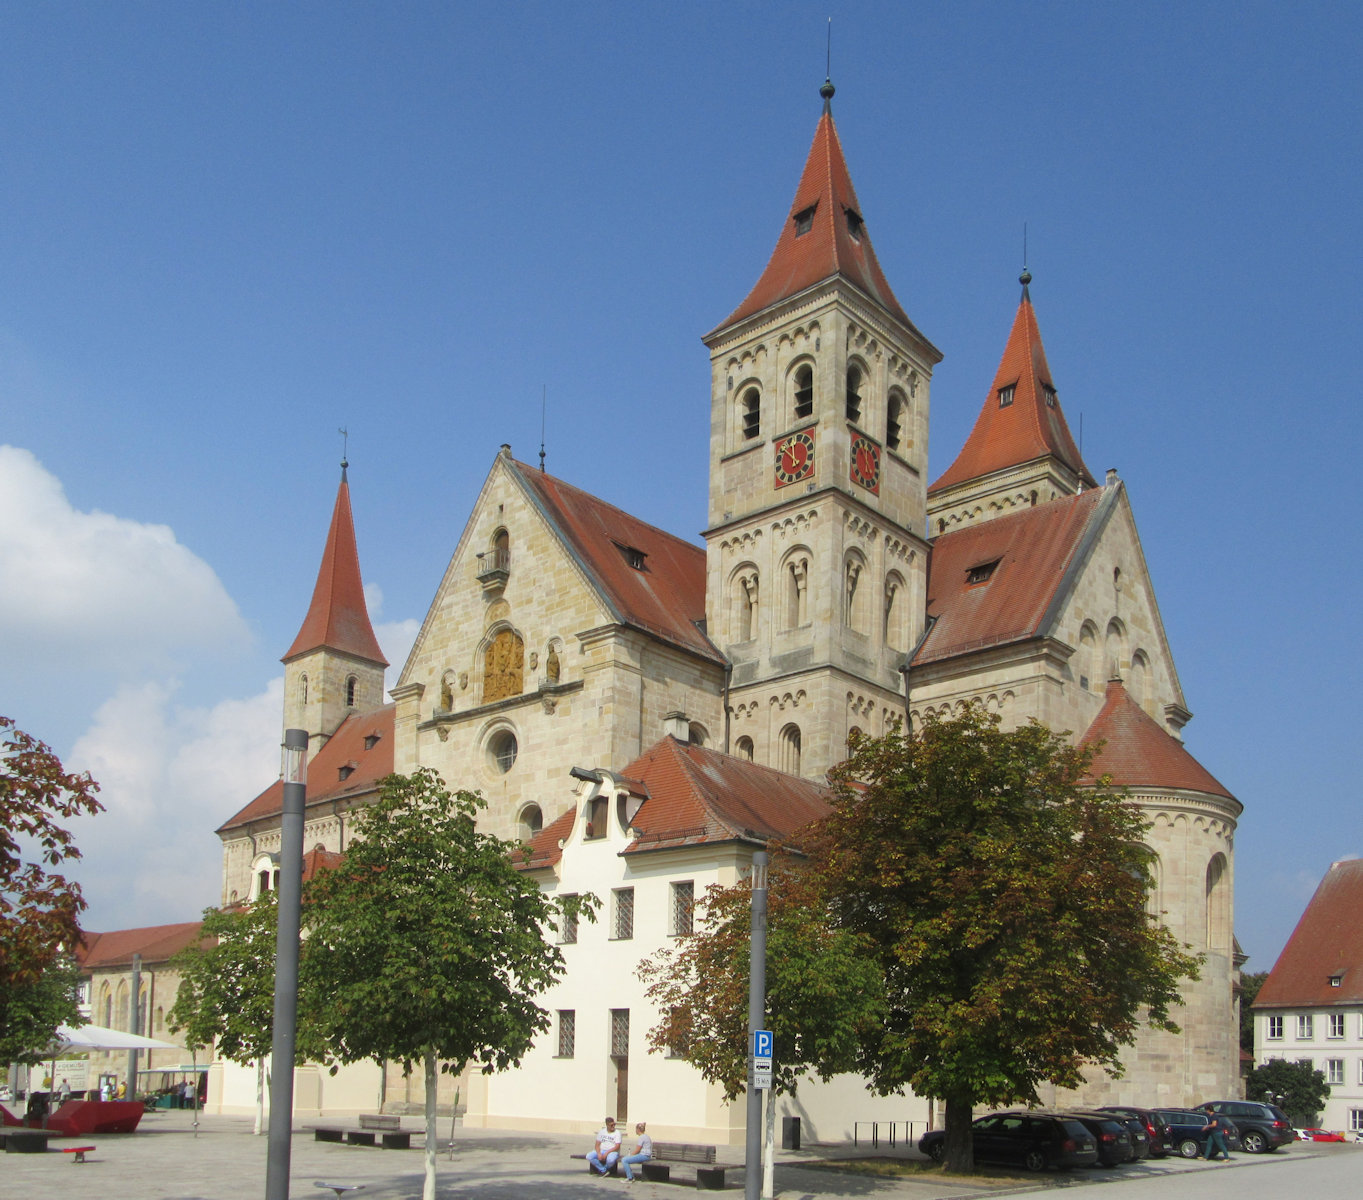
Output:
753 1029 773 1059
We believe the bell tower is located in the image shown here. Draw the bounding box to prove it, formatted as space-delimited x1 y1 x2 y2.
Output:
281 460 388 762
703 81 941 780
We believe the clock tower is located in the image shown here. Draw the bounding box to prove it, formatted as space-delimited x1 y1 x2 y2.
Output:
703 81 941 780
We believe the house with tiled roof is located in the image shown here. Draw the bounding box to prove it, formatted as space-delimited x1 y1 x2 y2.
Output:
1253 859 1363 1132
210 77 1241 1135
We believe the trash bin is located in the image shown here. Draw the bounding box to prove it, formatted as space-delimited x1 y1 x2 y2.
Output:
782 1116 801 1150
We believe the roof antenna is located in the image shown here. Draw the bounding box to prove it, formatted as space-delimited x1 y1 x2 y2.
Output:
539 385 547 473
338 427 349 480
821 18 835 111
1020 222 1032 298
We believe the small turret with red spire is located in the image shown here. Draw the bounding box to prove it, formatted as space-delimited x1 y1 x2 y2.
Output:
282 460 387 758
927 271 1095 532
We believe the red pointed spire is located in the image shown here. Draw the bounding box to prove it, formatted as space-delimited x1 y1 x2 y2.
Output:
929 276 1094 495
717 87 913 331
282 467 387 666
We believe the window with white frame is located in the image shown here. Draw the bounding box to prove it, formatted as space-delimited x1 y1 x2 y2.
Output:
1267 1015 1283 1039
1327 1058 1345 1084
1358 1059 1363 1086
612 887 634 940
1351 1108 1363 1133
1329 1013 1345 1039
1298 1014 1315 1039
671 881 694 936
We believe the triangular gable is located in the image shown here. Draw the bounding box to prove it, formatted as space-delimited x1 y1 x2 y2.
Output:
1257 859 1363 1008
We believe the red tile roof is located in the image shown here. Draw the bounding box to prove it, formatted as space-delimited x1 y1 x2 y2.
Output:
1082 679 1233 799
1256 858 1363 1008
519 737 832 871
715 98 923 338
77 922 205 970
302 846 345 880
930 285 1093 494
282 469 387 666
514 463 721 663
216 705 395 832
914 487 1113 664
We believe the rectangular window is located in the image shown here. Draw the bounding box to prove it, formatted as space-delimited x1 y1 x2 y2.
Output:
1329 1013 1346 1039
1358 1059 1363 1086
1327 1058 1345 1084
586 796 608 839
671 881 695 936
612 887 634 940
997 384 1015 408
1298 1014 1315 1040
610 1008 630 1057
559 894 579 945
1351 1109 1363 1133
557 1010 575 1058
1267 1015 1283 1039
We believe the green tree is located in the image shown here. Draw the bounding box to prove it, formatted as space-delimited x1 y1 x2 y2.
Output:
817 707 1201 1172
169 896 324 1133
1245 1057 1329 1126
638 855 885 1099
300 768 595 1200
1 716 103 1057
1239 970 1268 1055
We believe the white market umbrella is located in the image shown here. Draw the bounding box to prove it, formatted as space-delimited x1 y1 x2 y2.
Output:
50 1023 178 1053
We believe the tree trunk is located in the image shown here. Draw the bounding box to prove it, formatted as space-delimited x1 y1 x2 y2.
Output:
254 1059 265 1136
943 1094 975 1173
423 1052 437 1200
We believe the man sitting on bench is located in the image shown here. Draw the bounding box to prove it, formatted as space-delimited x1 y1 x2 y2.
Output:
586 1116 621 1176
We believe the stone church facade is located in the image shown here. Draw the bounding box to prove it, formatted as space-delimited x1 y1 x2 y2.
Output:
215 82 1241 1137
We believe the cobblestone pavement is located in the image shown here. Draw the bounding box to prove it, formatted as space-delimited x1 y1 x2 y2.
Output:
1 1109 1351 1199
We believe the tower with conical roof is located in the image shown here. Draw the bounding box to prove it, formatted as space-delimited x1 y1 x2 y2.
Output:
282 461 388 760
702 81 941 780
927 270 1095 533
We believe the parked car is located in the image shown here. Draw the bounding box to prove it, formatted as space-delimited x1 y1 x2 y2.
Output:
1154 1108 1244 1158
1198 1100 1295 1153
918 1112 1099 1171
1297 1127 1346 1142
1098 1105 1172 1157
1062 1111 1136 1166
1103 1112 1151 1159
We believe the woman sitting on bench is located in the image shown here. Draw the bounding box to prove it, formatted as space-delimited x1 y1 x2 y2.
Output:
621 1122 653 1182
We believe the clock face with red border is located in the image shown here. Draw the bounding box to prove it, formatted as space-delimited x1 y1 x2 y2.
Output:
774 430 816 487
850 433 881 493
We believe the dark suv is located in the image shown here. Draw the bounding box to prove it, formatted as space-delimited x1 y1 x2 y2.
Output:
918 1112 1098 1171
1099 1106 1172 1157
1198 1101 1295 1153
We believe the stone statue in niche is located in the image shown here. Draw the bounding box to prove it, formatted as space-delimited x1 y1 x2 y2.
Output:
440 675 455 712
546 645 561 684
483 629 525 703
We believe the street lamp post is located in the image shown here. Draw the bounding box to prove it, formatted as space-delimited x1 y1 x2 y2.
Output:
265 728 307 1200
744 851 768 1200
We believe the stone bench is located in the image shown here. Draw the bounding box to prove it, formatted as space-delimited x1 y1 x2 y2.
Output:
311 1116 410 1150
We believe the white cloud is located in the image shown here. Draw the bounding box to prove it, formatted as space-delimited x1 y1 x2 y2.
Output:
0 445 251 675
66 677 283 931
376 617 420 693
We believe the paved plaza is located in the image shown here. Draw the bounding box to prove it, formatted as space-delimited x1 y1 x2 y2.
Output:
1 1109 1353 1199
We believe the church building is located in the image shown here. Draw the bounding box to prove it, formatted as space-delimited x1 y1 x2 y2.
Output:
214 81 1242 1140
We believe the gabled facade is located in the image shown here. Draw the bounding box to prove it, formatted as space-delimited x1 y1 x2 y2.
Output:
211 80 1241 1135
1254 859 1363 1132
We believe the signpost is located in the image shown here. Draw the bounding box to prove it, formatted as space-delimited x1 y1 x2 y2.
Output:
753 1029 773 1091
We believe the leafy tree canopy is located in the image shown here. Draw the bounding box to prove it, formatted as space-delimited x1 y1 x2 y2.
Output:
639 857 884 1100
169 895 325 1066
1 716 103 1055
1245 1057 1329 1126
301 767 596 1074
0 955 82 1065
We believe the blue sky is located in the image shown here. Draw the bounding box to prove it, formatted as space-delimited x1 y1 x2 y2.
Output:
2 2 1359 973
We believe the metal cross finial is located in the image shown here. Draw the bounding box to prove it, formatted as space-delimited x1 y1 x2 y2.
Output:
338 427 349 473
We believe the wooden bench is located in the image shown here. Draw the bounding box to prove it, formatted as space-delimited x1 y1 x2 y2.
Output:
62 1145 96 1163
639 1142 737 1189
